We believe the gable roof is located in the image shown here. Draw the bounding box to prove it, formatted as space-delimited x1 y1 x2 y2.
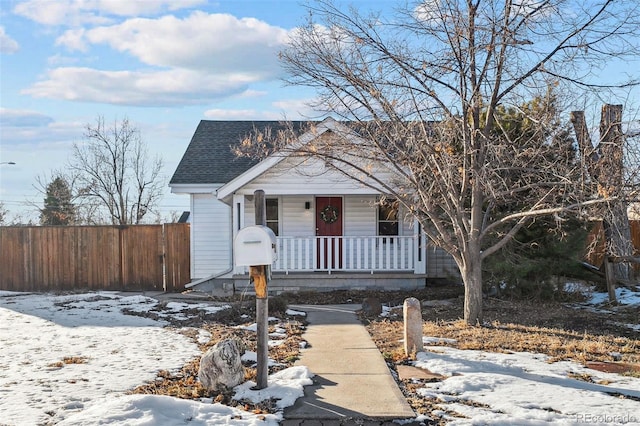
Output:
215 118 358 201
169 120 307 185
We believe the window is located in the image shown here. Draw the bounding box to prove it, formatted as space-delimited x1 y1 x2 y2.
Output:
266 198 279 236
378 199 399 237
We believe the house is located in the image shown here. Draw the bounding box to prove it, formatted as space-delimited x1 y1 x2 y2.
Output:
169 118 459 293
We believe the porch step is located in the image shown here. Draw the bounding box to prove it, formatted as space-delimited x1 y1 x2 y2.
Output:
189 277 236 296
191 273 436 296
239 272 427 294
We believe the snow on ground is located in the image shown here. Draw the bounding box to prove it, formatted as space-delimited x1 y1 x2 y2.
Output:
410 286 640 425
415 347 640 425
586 286 640 306
1 287 639 425
0 291 311 426
569 285 640 334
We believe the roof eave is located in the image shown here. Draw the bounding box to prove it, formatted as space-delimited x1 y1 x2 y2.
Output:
169 183 222 194
216 117 350 200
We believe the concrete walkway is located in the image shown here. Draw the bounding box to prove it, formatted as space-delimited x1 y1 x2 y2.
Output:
281 305 417 426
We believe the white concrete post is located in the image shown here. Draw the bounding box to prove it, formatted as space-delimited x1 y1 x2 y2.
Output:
404 297 423 357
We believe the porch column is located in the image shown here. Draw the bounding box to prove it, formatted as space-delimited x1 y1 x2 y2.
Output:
232 193 245 274
414 219 427 274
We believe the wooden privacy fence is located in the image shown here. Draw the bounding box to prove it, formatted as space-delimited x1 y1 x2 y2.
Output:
584 220 640 270
0 223 190 292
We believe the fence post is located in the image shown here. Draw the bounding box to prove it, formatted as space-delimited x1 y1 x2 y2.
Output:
162 224 167 292
604 256 617 303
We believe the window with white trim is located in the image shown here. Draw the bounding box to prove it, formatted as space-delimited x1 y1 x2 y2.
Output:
378 199 399 237
266 198 279 236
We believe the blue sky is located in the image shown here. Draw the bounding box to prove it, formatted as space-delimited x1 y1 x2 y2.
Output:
1 0 639 223
0 0 326 222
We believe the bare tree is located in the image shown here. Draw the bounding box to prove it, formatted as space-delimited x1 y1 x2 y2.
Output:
70 116 165 225
238 0 640 324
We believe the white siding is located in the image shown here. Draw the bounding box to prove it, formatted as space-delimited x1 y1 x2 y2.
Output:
344 196 377 236
191 193 232 279
282 196 315 236
241 157 384 195
426 244 460 279
243 195 379 237
244 195 333 237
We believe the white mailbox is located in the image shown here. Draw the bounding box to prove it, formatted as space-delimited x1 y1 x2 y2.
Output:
234 225 277 266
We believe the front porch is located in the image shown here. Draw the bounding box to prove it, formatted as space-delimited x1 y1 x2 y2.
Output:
271 235 426 274
227 234 433 294
232 234 426 275
225 192 460 292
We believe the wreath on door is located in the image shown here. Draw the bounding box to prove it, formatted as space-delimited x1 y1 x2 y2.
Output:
320 205 339 224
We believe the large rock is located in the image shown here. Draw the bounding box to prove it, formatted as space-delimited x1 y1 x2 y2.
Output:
362 297 382 316
198 339 246 391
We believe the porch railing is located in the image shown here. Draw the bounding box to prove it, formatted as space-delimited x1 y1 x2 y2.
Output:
273 236 416 273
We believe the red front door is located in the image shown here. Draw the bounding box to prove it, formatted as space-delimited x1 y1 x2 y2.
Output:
316 197 343 269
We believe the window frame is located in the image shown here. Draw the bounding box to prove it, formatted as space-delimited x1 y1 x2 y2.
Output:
377 198 399 241
265 197 280 236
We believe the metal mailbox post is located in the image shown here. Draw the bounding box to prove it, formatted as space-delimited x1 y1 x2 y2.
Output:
233 224 276 390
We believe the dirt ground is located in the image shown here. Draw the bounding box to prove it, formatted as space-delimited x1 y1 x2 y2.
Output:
132 283 640 422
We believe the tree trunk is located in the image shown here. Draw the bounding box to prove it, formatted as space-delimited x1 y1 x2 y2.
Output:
603 202 633 282
600 105 633 284
461 251 484 325
572 105 634 294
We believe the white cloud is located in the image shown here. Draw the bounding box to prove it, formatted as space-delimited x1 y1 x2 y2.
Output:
0 27 19 54
22 67 258 106
272 98 323 119
203 109 282 120
13 0 205 26
55 28 88 52
13 1 112 26
0 108 54 128
413 0 442 23
59 12 289 76
203 98 323 121
237 89 269 98
95 0 206 16
29 12 293 107
0 109 83 150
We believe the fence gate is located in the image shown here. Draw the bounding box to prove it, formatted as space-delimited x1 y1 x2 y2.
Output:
163 223 191 292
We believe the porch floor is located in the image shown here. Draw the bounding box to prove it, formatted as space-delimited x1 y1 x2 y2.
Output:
192 272 429 296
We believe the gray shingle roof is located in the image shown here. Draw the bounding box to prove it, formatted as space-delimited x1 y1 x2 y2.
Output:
170 120 307 185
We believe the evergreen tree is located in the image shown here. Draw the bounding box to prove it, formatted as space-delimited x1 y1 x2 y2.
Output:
482 93 588 299
0 202 8 225
40 176 76 225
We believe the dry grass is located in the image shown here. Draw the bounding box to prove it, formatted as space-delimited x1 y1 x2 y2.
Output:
421 320 640 364
130 310 307 415
367 304 640 367
130 287 640 419
47 356 90 369
364 293 640 417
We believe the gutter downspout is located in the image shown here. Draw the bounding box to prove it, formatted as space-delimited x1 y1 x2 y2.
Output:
184 266 233 289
